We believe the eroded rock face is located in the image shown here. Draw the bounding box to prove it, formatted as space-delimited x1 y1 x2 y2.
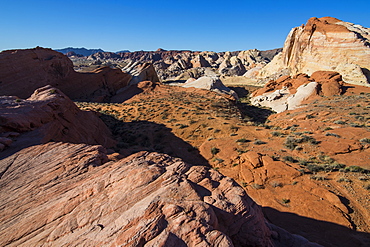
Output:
0 47 132 101
256 17 370 86
0 142 318 246
122 62 160 84
251 71 344 112
0 85 115 158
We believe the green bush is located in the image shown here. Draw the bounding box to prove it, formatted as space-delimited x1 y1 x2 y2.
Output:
211 147 220 155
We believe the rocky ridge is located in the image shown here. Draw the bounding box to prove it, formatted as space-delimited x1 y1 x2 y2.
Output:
71 48 282 82
254 17 370 86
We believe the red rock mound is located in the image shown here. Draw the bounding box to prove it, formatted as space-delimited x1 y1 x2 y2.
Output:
252 71 344 97
0 85 115 157
0 142 318 246
0 47 132 101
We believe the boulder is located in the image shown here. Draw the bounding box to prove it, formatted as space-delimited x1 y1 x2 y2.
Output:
182 76 239 100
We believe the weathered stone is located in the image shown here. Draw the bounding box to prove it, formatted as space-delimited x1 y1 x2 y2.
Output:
0 143 318 246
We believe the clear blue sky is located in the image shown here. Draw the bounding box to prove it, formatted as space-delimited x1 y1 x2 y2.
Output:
1 0 369 52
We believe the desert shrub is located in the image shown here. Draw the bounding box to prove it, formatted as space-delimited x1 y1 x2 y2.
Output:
323 127 333 131
337 177 352 183
299 159 309 166
271 131 282 137
178 124 189 129
236 138 249 143
232 163 239 167
323 163 345 172
295 146 303 151
310 175 327 181
334 120 346 125
211 147 220 155
254 140 266 145
318 155 335 164
360 138 370 144
284 137 297 150
306 164 324 173
271 181 283 188
213 158 224 163
349 123 362 128
283 156 298 163
325 132 340 138
251 183 264 189
358 176 368 181
344 166 369 173
364 183 370 190
281 198 290 204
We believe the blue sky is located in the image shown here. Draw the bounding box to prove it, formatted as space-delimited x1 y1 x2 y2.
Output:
1 0 369 52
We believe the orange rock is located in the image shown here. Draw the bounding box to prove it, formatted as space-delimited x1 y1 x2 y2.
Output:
0 85 115 158
0 47 132 101
0 143 317 246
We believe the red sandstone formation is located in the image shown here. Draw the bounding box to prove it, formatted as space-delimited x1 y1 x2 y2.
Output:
0 47 132 101
257 17 370 86
0 85 115 158
0 143 318 246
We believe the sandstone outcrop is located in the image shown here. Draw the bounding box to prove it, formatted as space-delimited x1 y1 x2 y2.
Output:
251 71 345 112
182 76 239 100
0 47 132 101
255 17 370 86
0 85 115 158
0 142 319 246
122 62 160 84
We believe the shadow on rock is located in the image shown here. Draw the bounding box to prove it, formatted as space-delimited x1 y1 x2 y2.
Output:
228 86 274 124
100 114 209 166
263 206 370 247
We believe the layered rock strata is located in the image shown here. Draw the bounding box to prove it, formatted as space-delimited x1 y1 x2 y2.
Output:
256 17 370 86
0 85 115 158
0 142 319 246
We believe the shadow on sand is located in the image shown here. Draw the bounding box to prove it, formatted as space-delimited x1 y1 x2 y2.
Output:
263 207 370 247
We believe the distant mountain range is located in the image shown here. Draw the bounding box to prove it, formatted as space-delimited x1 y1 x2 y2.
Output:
56 47 130 56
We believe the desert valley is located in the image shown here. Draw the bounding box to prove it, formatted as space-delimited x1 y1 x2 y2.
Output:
1 17 370 246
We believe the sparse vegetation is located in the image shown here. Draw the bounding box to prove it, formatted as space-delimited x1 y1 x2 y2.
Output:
211 147 220 155
254 139 266 145
236 138 249 143
360 138 370 144
281 198 290 204
251 183 264 189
